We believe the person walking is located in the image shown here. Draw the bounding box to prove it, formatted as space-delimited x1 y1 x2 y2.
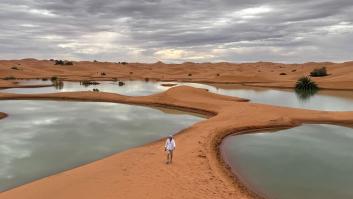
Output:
165 135 176 164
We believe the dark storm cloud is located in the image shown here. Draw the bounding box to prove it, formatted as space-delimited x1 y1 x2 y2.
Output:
0 0 352 62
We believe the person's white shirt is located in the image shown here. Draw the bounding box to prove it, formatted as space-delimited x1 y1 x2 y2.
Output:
165 138 176 151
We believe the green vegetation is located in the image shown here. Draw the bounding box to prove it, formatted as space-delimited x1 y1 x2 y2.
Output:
295 76 319 100
54 60 74 66
118 81 125 86
50 76 58 82
295 76 318 90
310 67 328 77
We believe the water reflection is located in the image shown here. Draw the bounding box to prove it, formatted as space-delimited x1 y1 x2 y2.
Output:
1 81 169 96
294 88 319 101
1 80 353 111
0 100 203 191
221 124 353 199
53 81 64 90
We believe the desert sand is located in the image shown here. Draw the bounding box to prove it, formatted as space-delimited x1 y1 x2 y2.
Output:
0 112 7 120
1 59 353 199
1 59 353 90
1 86 353 199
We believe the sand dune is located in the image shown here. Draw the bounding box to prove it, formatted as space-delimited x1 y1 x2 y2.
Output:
1 86 353 199
1 59 353 89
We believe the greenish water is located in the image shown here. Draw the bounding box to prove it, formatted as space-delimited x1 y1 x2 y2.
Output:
0 100 203 191
221 124 353 199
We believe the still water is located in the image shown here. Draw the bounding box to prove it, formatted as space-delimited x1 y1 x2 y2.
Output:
4 80 167 96
0 100 203 191
2 80 353 111
221 124 353 199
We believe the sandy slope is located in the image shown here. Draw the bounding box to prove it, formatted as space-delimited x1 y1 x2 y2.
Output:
1 59 353 89
1 86 353 199
0 112 6 120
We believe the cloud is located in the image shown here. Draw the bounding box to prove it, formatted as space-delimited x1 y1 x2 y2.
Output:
0 0 353 63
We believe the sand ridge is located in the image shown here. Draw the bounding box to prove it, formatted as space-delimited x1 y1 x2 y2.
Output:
1 86 353 199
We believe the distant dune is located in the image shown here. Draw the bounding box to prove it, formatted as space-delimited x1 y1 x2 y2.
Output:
1 59 353 90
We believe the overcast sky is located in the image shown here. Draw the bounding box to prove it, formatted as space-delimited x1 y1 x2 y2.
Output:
1 0 353 63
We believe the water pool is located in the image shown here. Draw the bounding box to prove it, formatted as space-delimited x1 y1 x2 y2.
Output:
0 100 203 191
221 124 353 199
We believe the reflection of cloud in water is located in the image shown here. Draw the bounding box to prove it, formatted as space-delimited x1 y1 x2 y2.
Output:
0 100 203 191
32 118 59 125
0 142 32 178
2 80 353 111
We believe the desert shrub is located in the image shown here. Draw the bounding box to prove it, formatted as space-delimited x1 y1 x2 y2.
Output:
42 78 48 81
121 62 128 65
3 76 16 80
93 88 100 92
280 73 287 75
54 60 73 66
145 77 149 82
101 72 106 76
295 76 318 90
55 60 64 65
112 77 118 82
216 73 220 76
310 67 328 77
50 76 58 82
11 66 19 70
188 73 192 76
118 81 125 86
292 69 297 72
129 72 133 75
295 76 319 100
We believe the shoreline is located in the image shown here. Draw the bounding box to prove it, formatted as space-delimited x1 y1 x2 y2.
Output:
4 77 353 91
1 87 353 198
217 121 353 199
1 59 353 198
0 112 7 120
